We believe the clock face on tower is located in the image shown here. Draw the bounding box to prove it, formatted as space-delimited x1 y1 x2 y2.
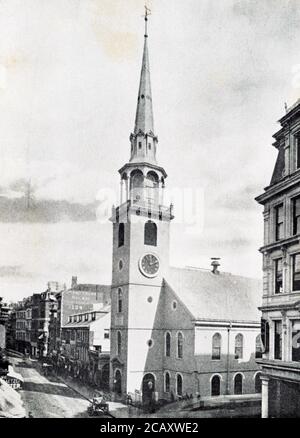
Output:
139 253 160 278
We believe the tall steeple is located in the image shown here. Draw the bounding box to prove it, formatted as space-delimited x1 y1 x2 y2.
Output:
134 12 154 136
129 7 158 165
117 8 170 211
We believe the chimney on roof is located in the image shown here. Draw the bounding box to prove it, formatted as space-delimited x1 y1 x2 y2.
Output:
211 258 220 274
71 276 77 288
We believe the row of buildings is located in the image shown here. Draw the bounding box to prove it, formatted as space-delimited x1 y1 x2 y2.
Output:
6 278 111 389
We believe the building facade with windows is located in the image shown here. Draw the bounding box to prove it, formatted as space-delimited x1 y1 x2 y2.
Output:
256 99 300 418
109 15 262 405
48 276 111 359
0 297 10 349
59 306 110 389
15 306 27 353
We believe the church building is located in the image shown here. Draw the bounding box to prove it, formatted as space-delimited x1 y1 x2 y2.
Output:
109 13 262 405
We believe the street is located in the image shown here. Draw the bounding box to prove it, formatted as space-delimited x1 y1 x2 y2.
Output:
10 357 90 418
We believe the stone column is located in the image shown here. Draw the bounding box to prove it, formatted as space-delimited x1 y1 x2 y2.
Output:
263 208 270 246
120 179 124 205
125 177 129 202
261 376 269 418
160 180 165 206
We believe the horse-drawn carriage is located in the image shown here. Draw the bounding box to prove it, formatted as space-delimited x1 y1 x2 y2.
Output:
87 394 109 416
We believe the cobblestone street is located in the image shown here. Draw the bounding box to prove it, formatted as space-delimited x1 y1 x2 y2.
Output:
10 357 90 418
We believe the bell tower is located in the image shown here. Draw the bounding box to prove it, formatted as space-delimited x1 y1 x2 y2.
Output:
109 9 174 399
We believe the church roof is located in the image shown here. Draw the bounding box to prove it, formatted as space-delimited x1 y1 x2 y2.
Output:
164 267 262 323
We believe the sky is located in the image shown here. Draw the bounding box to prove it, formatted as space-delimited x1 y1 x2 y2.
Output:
0 0 300 302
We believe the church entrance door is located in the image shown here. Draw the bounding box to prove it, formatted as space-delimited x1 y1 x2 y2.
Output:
142 373 155 407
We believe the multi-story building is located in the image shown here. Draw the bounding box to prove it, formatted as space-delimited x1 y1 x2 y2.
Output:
48 276 110 359
109 15 263 405
29 281 64 357
25 302 32 351
0 297 10 349
0 297 7 349
15 305 27 353
5 308 16 351
256 99 300 417
30 293 42 357
59 305 110 389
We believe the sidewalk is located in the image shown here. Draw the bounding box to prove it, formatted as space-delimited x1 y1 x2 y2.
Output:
158 393 261 414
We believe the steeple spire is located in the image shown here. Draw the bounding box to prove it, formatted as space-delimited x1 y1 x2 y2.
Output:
117 7 169 213
133 6 154 136
144 5 151 38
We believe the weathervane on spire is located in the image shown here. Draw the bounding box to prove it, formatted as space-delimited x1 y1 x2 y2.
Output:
143 4 151 38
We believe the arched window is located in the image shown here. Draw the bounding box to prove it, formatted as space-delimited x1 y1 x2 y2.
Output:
255 334 263 358
177 332 183 359
212 333 221 360
234 373 243 395
211 375 221 396
118 223 124 247
176 374 183 397
117 331 121 356
165 332 171 357
144 220 157 246
117 288 122 313
145 171 159 205
255 373 262 393
164 372 170 393
235 333 244 359
130 170 144 203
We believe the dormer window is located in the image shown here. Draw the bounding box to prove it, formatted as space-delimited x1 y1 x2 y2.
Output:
138 142 142 149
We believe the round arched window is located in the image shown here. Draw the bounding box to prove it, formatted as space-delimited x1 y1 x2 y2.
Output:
119 260 123 271
172 300 177 310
